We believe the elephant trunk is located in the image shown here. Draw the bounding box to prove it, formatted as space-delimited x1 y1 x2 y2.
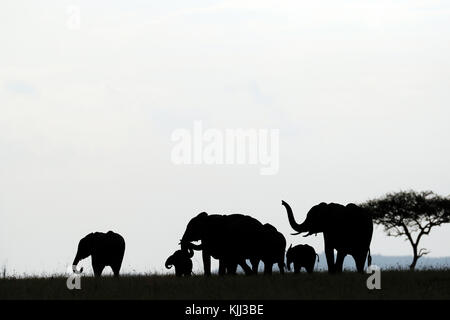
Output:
165 256 174 269
181 240 203 251
72 255 84 273
189 243 203 250
282 200 306 235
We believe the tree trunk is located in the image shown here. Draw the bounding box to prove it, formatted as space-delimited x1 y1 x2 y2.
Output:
409 245 418 270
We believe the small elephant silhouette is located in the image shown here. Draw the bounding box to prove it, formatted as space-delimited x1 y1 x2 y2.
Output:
165 247 194 277
72 231 125 277
286 244 319 274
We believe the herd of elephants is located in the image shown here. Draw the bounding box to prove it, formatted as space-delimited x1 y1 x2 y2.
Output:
71 200 373 277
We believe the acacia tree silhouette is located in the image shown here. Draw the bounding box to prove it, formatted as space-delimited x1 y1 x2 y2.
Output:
362 190 450 270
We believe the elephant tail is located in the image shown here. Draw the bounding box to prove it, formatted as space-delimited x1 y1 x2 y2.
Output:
367 248 372 267
316 253 320 263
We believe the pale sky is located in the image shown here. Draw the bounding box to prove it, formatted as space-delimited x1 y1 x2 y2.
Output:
1 0 450 275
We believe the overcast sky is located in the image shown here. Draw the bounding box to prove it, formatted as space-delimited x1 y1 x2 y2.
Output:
1 0 450 275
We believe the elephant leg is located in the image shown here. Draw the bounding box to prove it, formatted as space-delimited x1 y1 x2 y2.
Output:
294 265 300 274
354 252 366 273
93 264 105 277
202 250 211 276
263 261 272 275
335 251 346 273
218 260 226 276
250 258 259 274
113 254 124 278
184 261 193 277
239 260 254 275
278 261 285 275
112 264 121 277
325 247 336 274
227 262 238 275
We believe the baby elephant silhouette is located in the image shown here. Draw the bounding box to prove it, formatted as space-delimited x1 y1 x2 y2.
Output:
165 247 194 277
286 244 319 274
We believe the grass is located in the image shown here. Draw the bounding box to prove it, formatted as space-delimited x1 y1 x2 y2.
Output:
1 270 450 300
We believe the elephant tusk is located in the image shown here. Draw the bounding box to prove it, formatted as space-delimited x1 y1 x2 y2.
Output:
291 232 301 235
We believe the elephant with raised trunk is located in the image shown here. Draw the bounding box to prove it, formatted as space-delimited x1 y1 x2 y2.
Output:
180 212 264 276
281 200 372 273
165 247 194 277
72 231 125 277
286 244 319 274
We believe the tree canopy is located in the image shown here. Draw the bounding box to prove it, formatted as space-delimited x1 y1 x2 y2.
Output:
362 190 450 270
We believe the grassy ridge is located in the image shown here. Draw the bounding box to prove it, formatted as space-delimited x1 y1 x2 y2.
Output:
1 271 450 300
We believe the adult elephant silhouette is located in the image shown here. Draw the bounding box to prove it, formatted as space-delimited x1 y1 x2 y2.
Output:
225 224 286 275
72 231 125 277
281 200 372 273
258 223 286 275
180 212 264 276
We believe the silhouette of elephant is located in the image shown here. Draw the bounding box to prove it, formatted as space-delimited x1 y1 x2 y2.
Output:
218 224 286 275
256 223 286 275
165 247 194 277
218 255 261 275
217 256 260 275
286 244 319 274
282 200 372 273
72 231 125 277
180 212 265 276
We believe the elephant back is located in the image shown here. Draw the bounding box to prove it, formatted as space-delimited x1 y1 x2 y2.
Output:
222 214 264 259
94 231 125 257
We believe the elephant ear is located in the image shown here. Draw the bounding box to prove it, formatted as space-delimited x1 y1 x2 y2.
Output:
309 203 327 218
311 203 328 219
306 203 330 232
323 203 346 229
